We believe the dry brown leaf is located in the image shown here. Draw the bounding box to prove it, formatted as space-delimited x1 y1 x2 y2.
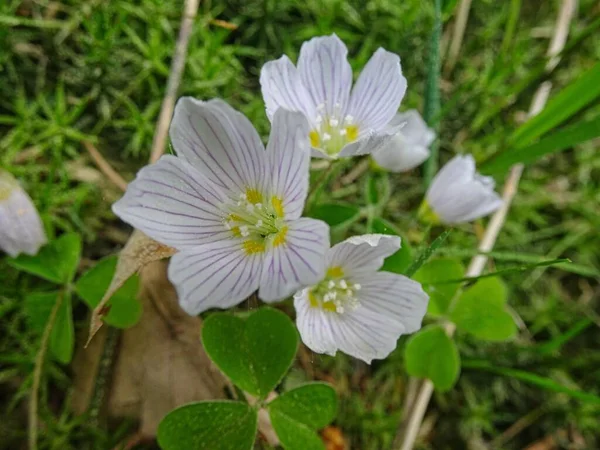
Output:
106 259 227 437
322 426 347 450
87 230 176 346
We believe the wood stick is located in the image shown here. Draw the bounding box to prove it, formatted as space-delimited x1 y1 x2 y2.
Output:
83 141 128 192
149 0 200 164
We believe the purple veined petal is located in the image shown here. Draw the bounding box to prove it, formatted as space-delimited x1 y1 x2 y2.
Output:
392 110 436 148
327 234 401 277
297 34 353 117
294 289 339 356
258 218 329 302
0 172 47 257
264 108 311 220
426 155 503 224
168 239 262 315
347 48 407 132
169 98 266 198
260 55 316 121
112 155 230 250
371 135 430 173
352 271 428 336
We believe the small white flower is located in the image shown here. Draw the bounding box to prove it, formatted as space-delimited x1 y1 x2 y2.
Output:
294 234 428 364
0 170 47 257
424 155 503 224
260 34 407 159
113 98 330 315
372 110 435 172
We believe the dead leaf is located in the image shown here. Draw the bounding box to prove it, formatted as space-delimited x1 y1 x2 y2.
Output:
87 230 176 346
106 259 227 437
323 426 347 450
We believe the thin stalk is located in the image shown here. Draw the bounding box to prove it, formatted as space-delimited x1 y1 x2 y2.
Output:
423 0 443 187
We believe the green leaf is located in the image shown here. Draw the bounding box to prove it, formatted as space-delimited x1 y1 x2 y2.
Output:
157 401 257 450
405 325 460 392
482 116 600 174
308 203 360 229
364 172 390 207
404 230 451 277
413 258 464 316
371 218 413 274
8 233 81 283
268 383 337 450
75 256 141 328
202 307 298 398
450 278 516 341
25 291 74 364
510 63 600 146
268 383 337 430
463 360 600 405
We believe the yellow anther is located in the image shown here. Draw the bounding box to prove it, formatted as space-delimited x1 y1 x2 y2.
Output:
345 125 359 142
271 196 284 218
309 130 320 147
245 188 263 204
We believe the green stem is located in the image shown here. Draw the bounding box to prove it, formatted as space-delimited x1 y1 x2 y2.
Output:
423 0 443 187
29 290 66 450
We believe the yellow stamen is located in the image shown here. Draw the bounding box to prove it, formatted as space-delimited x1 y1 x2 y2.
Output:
345 125 359 142
309 130 320 147
242 240 265 254
231 226 241 237
246 188 263 204
228 213 243 222
271 196 284 218
309 291 337 312
273 226 288 247
326 266 344 278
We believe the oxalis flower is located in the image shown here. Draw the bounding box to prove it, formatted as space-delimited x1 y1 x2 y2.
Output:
371 110 435 172
113 98 330 314
294 234 428 364
419 155 503 224
260 34 407 159
0 170 47 257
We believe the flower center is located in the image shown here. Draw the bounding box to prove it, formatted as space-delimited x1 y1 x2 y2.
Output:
309 103 359 156
224 189 287 254
308 266 361 314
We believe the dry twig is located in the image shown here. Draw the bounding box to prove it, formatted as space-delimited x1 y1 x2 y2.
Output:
149 0 200 164
83 141 128 192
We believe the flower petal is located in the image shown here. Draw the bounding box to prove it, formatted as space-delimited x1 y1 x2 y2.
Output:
260 55 315 120
259 218 329 302
112 155 229 250
393 110 435 147
265 108 311 220
372 135 430 172
169 98 266 197
297 34 353 117
168 240 262 315
347 48 407 131
295 271 428 363
327 234 401 277
337 130 396 157
352 271 428 336
0 176 47 257
426 155 503 223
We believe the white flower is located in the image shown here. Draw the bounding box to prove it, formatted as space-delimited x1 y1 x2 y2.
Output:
423 155 503 224
0 170 47 257
371 110 435 172
260 34 407 159
113 98 330 315
294 234 428 364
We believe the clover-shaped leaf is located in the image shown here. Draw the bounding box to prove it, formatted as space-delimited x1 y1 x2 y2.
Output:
202 307 299 398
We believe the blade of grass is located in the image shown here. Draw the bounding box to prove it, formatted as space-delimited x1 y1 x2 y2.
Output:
463 360 600 405
404 229 451 277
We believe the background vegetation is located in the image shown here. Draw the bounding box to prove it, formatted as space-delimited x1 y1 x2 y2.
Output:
1 0 599 449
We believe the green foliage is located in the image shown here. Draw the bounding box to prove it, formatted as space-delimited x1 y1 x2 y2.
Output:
405 325 460 392
202 307 299 399
404 230 451 277
371 217 413 274
450 278 517 341
268 383 338 450
8 233 81 284
509 63 600 146
24 291 74 363
157 401 257 450
75 255 141 328
308 203 360 229
413 258 464 316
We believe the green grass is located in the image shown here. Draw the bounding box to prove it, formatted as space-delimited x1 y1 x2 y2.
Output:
1 0 600 449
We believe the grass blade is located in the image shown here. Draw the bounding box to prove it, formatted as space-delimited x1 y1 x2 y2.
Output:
405 229 451 277
482 116 600 174
463 360 600 405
